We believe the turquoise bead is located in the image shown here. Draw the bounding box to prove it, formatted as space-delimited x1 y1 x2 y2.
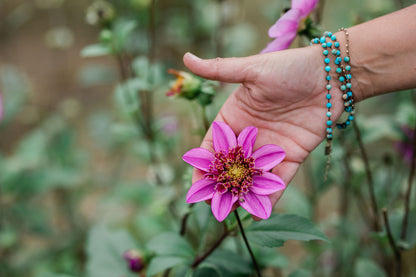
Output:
326 42 332 47
331 49 337 55
326 94 332 99
346 74 352 79
327 134 333 139
314 38 319 44
346 83 352 88
336 67 342 73
320 36 326 43
335 59 340 65
326 75 332 81
346 65 351 71
344 57 350 62
345 106 352 112
327 127 332 133
327 103 332 108
331 35 336 41
322 43 327 48
340 85 346 91
336 50 341 56
326 84 332 90
349 115 354 121
324 58 330 64
339 76 345 82
327 120 332 126
325 66 331 72
334 42 340 47
323 49 329 55
347 91 353 97
327 32 333 37
346 120 351 126
326 112 332 117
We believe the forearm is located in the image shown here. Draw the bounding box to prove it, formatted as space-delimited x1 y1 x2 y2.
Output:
335 4 416 102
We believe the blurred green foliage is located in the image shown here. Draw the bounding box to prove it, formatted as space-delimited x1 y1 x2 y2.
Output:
1 0 416 276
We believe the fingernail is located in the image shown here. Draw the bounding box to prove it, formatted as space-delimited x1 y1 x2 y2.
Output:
185 52 201 61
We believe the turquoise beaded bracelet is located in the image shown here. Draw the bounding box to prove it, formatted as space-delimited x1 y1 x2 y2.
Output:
311 28 356 157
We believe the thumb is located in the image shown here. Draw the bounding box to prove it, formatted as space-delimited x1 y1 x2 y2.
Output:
183 52 261 83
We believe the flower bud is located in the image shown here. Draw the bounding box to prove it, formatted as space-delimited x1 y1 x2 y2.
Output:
166 69 201 100
123 249 145 272
85 0 115 26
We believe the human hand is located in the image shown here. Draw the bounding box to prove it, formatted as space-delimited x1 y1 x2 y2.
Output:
184 46 346 218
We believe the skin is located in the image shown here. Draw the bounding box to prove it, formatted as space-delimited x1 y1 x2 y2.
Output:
184 4 416 219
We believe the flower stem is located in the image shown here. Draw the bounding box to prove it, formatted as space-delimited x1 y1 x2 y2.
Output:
382 208 402 277
353 119 381 231
400 117 416 241
234 211 262 277
179 203 195 236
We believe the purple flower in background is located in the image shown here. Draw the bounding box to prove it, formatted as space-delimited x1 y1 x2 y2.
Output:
261 0 319 53
183 121 286 222
394 126 415 165
123 249 145 272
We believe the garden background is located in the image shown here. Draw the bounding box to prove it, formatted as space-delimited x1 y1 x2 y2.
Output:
0 0 416 276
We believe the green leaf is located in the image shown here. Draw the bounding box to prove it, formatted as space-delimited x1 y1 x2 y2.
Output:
147 232 194 258
113 19 137 53
147 256 189 277
387 209 416 249
193 265 222 277
85 225 138 277
246 214 329 247
114 81 141 116
204 249 252 275
288 269 312 277
81 43 111 57
354 258 387 277
280 186 312 219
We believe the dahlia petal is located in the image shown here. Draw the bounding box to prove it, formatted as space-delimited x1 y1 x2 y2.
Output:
182 147 214 171
237 126 258 158
250 172 286 195
240 192 272 220
260 31 297 53
212 121 237 153
252 144 285 171
186 179 216 203
268 9 302 38
211 192 238 222
292 0 319 17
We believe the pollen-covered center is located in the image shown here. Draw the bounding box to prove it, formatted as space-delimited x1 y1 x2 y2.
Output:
206 146 262 197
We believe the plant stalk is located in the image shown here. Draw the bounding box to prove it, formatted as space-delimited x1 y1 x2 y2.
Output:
353 120 381 231
234 211 262 277
382 208 402 277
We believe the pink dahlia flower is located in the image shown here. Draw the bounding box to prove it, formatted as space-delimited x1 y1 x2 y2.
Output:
261 0 319 53
183 121 286 222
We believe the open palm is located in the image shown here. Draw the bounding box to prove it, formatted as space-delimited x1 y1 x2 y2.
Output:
184 46 345 212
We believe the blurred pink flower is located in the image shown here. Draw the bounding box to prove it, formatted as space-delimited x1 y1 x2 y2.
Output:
261 0 319 53
123 249 145 272
183 121 286 221
394 126 415 165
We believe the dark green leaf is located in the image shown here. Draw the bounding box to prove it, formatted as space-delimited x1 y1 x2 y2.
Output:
147 256 189 277
204 249 252 275
147 232 194 258
246 214 329 247
85 226 138 277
